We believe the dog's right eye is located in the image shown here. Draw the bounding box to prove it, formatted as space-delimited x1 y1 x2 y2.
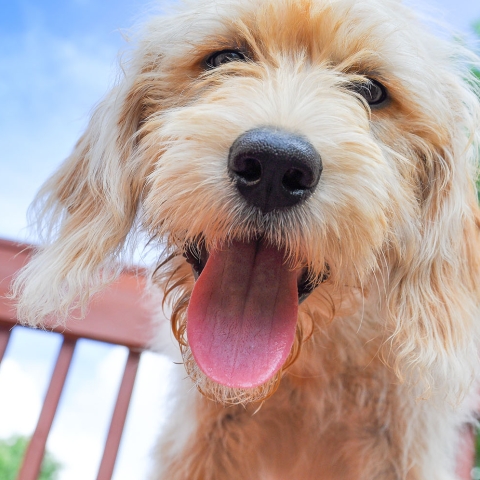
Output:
349 79 388 107
206 50 246 68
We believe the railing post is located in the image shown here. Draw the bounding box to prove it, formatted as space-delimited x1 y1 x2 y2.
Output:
96 350 141 480
0 326 11 363
17 337 76 480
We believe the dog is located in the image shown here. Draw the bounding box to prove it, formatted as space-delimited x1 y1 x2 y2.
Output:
11 0 480 478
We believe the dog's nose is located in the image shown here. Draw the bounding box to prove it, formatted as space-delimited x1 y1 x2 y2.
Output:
228 127 322 213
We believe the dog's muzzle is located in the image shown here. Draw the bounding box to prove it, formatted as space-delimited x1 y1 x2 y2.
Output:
228 127 322 213
185 129 325 390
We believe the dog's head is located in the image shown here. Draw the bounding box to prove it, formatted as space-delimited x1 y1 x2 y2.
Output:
13 0 480 403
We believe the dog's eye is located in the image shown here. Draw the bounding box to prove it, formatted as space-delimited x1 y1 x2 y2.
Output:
351 79 388 106
206 50 246 68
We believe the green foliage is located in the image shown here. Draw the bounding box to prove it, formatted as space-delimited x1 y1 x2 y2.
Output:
473 21 480 82
0 436 61 480
474 20 480 36
474 67 480 83
476 429 480 467
474 430 480 480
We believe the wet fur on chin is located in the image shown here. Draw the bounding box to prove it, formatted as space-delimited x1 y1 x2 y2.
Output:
10 0 480 478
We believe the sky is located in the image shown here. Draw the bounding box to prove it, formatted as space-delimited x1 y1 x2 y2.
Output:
0 0 480 479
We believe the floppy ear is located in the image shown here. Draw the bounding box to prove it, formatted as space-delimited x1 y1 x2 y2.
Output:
10 8 209 326
385 66 480 398
11 73 149 326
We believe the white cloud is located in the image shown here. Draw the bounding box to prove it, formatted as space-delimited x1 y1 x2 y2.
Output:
0 327 63 439
0 358 43 438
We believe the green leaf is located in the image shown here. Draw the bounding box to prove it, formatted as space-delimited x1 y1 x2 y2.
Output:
473 20 480 37
0 436 62 480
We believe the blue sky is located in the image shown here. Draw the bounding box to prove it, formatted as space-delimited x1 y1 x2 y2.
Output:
0 0 480 479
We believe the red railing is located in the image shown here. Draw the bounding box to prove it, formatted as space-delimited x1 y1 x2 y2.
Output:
0 238 152 480
0 237 477 479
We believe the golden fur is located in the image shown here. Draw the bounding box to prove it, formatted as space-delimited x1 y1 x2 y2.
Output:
11 0 480 478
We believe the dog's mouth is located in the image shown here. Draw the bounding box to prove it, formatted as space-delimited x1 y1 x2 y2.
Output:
184 238 326 389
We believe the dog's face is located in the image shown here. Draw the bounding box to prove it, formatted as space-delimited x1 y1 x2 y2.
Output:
143 0 399 401
13 0 480 404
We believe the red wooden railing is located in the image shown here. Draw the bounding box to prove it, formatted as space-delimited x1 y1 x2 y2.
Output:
0 237 477 479
0 238 152 480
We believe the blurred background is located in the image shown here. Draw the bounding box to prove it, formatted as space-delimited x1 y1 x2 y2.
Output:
0 0 479 479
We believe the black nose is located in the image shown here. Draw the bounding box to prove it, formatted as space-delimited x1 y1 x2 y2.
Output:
228 127 322 213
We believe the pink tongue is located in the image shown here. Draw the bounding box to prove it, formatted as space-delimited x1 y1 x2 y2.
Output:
187 241 299 389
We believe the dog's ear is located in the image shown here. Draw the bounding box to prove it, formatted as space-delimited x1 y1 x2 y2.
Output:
386 67 480 398
11 73 150 326
10 11 193 326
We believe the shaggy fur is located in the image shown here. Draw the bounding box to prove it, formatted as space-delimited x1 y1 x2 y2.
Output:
11 0 480 478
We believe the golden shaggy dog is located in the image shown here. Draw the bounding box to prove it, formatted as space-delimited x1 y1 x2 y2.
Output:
11 0 480 478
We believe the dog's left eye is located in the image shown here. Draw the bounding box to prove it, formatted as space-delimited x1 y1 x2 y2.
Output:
206 50 246 68
351 79 388 106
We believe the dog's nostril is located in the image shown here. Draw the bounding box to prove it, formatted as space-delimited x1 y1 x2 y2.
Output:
282 167 310 192
234 157 262 184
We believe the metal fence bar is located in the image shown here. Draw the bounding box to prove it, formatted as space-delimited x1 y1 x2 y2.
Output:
96 349 141 480
17 337 77 480
0 326 11 363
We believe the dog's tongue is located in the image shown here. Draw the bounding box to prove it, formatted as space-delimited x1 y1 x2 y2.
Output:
187 240 298 389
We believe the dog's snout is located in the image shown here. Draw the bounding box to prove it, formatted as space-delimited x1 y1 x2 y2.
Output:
228 128 322 213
